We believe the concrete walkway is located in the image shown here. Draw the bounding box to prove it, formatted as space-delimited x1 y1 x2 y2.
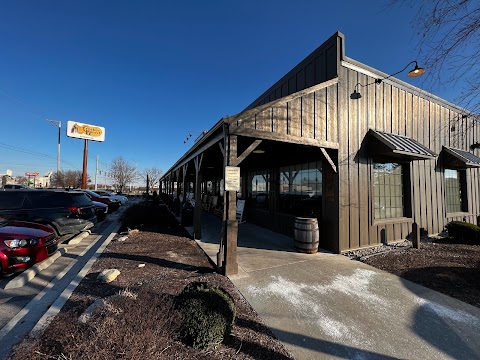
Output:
193 213 480 360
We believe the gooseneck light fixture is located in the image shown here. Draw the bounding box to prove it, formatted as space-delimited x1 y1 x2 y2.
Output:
351 61 426 99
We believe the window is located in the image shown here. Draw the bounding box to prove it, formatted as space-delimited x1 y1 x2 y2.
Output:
373 162 404 219
247 170 270 209
445 169 467 213
278 161 323 216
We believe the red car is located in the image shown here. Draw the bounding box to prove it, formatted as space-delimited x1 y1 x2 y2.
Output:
82 190 121 212
0 218 58 275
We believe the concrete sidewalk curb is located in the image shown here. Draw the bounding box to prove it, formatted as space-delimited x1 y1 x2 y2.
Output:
3 248 68 290
66 230 91 245
30 224 120 338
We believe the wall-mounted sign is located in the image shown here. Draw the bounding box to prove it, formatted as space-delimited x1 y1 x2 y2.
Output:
67 121 105 142
225 166 240 192
25 172 39 177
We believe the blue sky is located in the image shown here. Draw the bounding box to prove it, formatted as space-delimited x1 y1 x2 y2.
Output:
0 1 462 183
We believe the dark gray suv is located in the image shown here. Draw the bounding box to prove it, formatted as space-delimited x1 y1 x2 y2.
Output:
0 190 96 236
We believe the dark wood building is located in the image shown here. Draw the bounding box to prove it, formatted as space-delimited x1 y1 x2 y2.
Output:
160 32 480 275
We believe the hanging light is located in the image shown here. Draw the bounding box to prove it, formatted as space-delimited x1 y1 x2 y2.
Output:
407 61 426 77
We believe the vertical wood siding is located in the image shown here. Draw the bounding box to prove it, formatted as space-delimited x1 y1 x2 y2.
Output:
338 64 480 251
236 83 339 145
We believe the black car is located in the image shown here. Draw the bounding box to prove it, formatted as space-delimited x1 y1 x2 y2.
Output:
92 200 108 221
0 189 97 236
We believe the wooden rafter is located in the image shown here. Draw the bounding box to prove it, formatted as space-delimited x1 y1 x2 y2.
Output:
232 139 262 166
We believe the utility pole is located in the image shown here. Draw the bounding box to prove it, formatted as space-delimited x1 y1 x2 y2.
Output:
48 119 61 177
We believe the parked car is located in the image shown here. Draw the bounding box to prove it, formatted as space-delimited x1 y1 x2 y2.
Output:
81 190 121 212
0 218 58 275
94 190 128 205
0 189 96 236
3 184 30 189
92 200 108 221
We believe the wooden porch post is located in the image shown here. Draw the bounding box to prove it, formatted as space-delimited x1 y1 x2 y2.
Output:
181 163 188 212
194 154 203 239
217 139 226 269
175 169 181 216
223 132 239 275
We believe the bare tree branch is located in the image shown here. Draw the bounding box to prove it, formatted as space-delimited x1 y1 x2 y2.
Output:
392 0 480 114
110 157 138 193
139 167 163 189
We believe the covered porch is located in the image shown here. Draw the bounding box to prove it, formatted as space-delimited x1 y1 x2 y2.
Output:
160 78 340 275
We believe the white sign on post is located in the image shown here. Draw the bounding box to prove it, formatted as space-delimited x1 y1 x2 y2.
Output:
224 166 240 192
66 121 106 142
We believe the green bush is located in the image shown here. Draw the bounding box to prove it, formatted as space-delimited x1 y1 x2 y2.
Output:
445 221 480 244
176 282 236 349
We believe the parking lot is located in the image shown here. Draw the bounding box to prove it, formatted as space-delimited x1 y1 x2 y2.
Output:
0 208 124 359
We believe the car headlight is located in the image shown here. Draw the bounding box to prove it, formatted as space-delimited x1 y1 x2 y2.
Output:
4 239 29 248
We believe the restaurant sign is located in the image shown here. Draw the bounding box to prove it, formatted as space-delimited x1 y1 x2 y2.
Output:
67 121 106 142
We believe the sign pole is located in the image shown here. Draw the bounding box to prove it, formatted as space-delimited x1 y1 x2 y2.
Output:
82 139 88 189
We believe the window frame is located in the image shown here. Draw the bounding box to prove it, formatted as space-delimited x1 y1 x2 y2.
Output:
371 160 412 224
444 168 468 214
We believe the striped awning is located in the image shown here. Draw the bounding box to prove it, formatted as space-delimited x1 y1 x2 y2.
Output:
368 129 436 160
443 146 480 168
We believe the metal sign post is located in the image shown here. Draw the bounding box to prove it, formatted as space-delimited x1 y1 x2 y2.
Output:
82 139 88 189
66 121 106 190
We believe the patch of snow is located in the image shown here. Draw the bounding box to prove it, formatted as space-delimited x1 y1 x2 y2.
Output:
246 271 379 346
318 269 386 307
316 317 351 340
415 297 480 327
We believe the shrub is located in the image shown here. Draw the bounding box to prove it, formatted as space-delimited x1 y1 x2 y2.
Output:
445 221 480 244
176 282 236 349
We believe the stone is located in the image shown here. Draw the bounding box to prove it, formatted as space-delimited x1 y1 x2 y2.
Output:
97 269 120 283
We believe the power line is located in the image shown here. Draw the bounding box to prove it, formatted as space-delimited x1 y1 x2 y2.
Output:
0 88 49 120
0 142 78 168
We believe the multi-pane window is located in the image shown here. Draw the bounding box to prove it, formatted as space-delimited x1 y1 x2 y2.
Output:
445 169 466 213
278 161 323 216
373 163 404 219
279 161 322 197
247 170 270 208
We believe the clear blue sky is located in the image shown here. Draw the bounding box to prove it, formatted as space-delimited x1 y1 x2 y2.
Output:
0 1 461 181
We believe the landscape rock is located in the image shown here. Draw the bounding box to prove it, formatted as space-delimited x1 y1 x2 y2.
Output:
97 269 121 283
78 298 107 323
117 236 128 242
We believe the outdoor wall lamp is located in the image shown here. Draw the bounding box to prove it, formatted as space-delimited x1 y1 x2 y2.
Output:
351 61 426 99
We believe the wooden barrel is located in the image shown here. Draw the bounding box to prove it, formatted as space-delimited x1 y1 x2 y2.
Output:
293 217 319 254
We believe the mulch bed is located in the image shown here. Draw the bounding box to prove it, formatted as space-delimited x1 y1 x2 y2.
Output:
361 239 480 308
9 204 293 360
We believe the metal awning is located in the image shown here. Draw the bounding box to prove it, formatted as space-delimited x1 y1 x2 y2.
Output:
368 129 436 160
443 146 480 168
